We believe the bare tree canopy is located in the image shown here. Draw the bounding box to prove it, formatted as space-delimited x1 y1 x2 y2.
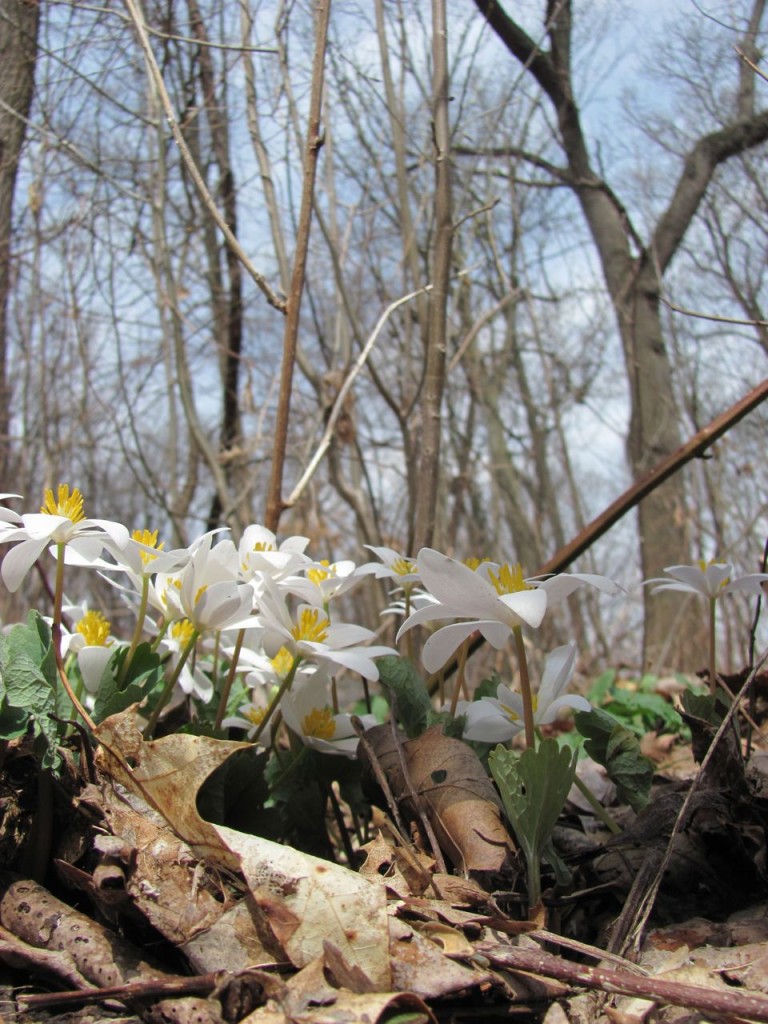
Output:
1 0 766 672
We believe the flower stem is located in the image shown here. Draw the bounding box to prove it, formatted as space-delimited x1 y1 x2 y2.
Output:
51 543 66 663
214 627 245 731
449 637 470 717
47 542 95 731
251 657 301 744
119 575 150 684
143 627 200 739
708 597 718 696
54 637 96 732
571 774 622 834
513 625 536 749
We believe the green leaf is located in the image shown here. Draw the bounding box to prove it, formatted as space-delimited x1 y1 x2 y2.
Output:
603 690 683 735
92 642 165 723
681 689 724 725
375 655 432 737
586 668 618 704
474 672 502 701
574 706 653 812
0 612 64 768
489 739 577 908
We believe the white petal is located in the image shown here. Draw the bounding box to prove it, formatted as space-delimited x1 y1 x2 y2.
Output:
498 587 548 628
537 693 591 724
654 564 709 595
396 600 457 639
422 620 486 673
722 574 768 596
1 538 47 591
462 701 520 743
20 513 66 541
538 572 621 604
326 621 377 647
78 646 115 694
537 643 577 708
317 648 382 681
88 519 131 548
418 548 502 618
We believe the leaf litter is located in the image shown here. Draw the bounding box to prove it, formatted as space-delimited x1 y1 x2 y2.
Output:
4 689 768 1024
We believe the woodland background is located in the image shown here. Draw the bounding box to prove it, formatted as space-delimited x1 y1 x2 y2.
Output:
1 0 767 678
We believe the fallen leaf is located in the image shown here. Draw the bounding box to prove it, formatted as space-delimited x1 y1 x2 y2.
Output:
388 915 489 999
214 824 391 991
94 707 252 871
363 724 514 876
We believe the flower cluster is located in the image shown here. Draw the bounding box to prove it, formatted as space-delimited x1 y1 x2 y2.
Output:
3 487 764 760
0 489 397 755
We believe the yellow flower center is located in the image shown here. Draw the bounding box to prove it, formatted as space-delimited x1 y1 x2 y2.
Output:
253 540 276 552
698 558 731 588
194 584 208 606
391 556 417 576
41 484 85 523
76 610 111 647
499 701 521 722
464 556 490 571
243 706 266 727
271 646 294 677
307 559 332 585
132 528 164 566
171 618 196 645
301 706 336 740
488 563 531 595
291 607 330 644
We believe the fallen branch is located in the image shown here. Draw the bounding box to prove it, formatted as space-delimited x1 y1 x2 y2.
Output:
537 376 768 577
478 944 768 1021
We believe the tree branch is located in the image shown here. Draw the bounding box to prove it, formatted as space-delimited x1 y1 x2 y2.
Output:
653 109 768 272
264 0 331 532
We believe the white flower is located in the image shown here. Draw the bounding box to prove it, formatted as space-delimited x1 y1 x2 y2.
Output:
159 618 214 703
238 525 310 582
282 558 360 607
645 560 768 601
0 485 130 592
280 680 378 757
60 605 119 695
398 548 620 674
95 527 191 579
165 531 256 633
457 643 589 743
256 576 395 680
221 682 276 742
356 545 421 589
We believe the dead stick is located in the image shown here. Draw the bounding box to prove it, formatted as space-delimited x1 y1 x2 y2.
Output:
537 377 768 577
479 945 768 1022
455 378 768 672
18 965 288 1011
18 972 221 1010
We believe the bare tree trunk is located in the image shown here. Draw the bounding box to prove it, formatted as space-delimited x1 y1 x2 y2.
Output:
187 0 245 530
264 0 331 533
472 0 768 669
411 0 453 552
0 0 39 479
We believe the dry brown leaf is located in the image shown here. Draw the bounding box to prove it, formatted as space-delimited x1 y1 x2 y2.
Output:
246 959 436 1024
364 724 514 875
89 717 275 971
94 707 251 871
94 707 387 980
388 915 489 999
214 824 391 991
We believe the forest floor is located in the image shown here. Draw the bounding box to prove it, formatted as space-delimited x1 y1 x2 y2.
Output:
3 676 768 1024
